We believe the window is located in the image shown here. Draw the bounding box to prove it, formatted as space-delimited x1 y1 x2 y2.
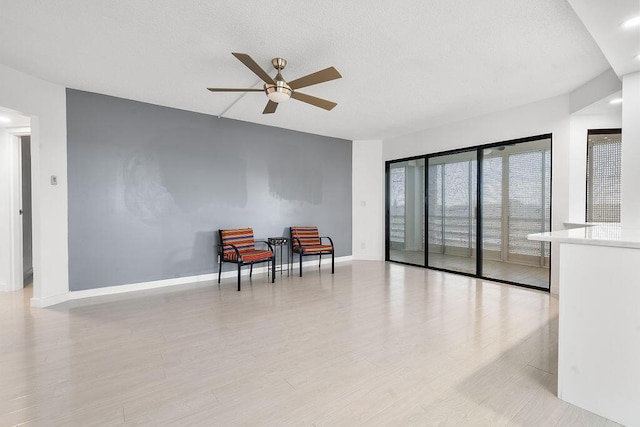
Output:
586 129 621 223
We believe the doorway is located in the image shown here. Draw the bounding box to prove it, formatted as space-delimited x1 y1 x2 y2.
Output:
0 107 32 293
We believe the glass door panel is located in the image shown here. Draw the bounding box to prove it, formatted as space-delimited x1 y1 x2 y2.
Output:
481 139 551 289
427 151 477 274
388 159 425 266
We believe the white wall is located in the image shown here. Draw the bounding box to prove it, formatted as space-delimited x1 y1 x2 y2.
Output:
383 95 570 162
352 140 385 260
0 64 68 306
621 72 640 228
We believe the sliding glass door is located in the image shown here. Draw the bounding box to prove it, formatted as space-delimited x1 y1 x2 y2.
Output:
388 158 425 266
481 139 551 289
427 151 477 275
386 134 551 291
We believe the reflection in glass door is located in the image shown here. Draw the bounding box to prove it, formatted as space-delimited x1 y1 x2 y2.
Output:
481 139 551 289
427 151 477 275
388 159 425 266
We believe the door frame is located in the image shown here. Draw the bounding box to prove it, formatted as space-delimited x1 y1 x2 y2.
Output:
7 127 31 291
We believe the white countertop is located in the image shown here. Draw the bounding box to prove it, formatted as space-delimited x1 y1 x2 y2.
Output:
528 223 640 249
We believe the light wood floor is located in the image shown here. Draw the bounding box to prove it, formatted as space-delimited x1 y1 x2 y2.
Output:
390 250 550 289
0 262 619 426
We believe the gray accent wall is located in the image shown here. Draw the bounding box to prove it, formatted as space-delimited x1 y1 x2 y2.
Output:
67 89 352 291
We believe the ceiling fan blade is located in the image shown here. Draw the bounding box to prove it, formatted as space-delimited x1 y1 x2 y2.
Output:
262 100 278 114
207 88 264 92
290 91 337 111
288 67 342 90
232 53 275 85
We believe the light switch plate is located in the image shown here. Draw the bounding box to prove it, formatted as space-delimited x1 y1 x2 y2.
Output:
51 175 57 185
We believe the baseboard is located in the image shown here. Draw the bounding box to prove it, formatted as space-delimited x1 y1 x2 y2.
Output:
31 293 69 308
31 255 353 307
1 282 21 293
352 255 384 261
67 272 220 302
295 255 353 266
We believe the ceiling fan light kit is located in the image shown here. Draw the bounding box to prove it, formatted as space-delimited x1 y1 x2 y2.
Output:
265 83 292 103
207 53 342 114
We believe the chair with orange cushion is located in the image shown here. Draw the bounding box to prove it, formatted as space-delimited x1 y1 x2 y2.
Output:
218 228 275 291
290 226 334 277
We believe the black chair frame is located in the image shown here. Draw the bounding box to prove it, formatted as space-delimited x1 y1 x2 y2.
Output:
291 235 334 277
217 236 275 291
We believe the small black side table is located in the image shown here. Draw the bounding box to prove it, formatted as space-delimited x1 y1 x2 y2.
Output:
268 237 290 277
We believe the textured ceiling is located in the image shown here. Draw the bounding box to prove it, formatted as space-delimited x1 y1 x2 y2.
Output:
0 0 611 140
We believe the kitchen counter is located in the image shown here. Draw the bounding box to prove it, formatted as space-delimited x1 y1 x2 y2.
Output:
529 223 640 249
528 223 640 426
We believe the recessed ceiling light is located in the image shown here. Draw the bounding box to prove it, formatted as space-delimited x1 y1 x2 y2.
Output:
609 98 623 105
622 15 640 28
0 116 11 124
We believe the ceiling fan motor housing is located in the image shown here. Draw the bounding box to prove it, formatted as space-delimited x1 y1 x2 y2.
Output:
264 71 292 103
272 57 287 70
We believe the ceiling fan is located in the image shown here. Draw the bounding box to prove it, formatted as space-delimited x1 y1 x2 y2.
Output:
207 53 342 114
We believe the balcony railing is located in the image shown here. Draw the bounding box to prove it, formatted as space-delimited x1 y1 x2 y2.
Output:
392 214 549 257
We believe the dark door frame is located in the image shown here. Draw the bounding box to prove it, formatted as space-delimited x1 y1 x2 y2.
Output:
384 133 553 292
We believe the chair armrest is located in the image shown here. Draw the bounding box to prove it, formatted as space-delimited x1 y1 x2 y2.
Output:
319 236 334 248
291 237 304 252
255 240 274 252
219 243 242 260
